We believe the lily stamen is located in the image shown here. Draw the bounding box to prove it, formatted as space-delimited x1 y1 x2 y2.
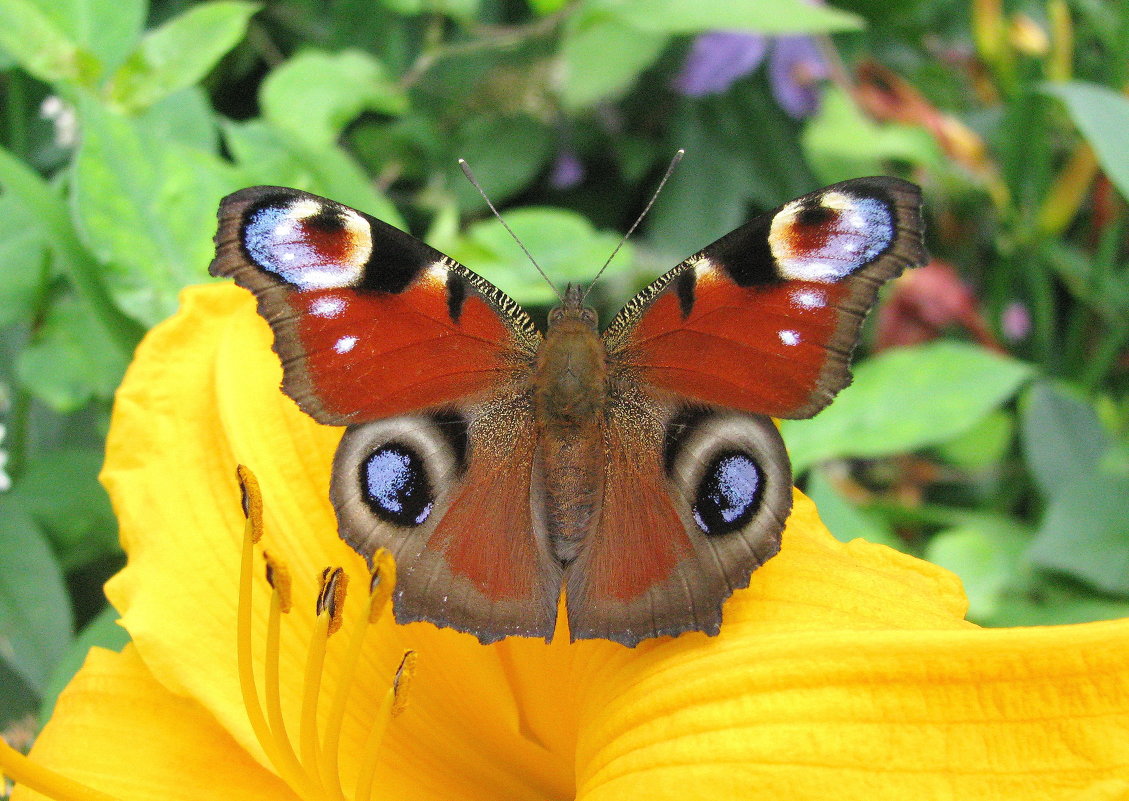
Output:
234 466 415 801
319 551 398 801
300 568 347 794
236 467 318 800
355 650 417 801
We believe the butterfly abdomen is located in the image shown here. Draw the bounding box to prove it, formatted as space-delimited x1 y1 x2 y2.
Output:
534 304 608 564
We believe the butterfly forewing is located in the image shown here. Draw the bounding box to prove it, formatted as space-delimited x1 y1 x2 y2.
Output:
603 176 926 419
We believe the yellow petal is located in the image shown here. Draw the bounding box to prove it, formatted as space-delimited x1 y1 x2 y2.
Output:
11 645 294 801
574 614 1129 798
98 283 1129 800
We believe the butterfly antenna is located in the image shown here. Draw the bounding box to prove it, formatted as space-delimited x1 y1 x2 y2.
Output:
581 148 685 305
458 158 564 303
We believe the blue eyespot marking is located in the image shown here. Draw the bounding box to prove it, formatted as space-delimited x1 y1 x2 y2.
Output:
692 451 763 536
361 444 433 527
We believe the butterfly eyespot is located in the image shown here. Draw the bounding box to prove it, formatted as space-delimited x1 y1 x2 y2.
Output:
360 443 434 527
691 451 763 536
242 197 372 290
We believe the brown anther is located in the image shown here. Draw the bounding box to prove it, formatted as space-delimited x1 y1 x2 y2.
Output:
236 464 264 544
391 650 417 718
316 567 349 636
263 551 293 614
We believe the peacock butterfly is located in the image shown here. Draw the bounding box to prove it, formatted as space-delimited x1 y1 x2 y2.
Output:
210 176 926 646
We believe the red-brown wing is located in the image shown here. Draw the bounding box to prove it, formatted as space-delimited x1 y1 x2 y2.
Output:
565 393 792 646
603 177 926 419
331 397 562 644
210 186 541 425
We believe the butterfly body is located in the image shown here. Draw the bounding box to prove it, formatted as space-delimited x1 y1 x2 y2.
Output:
211 177 927 646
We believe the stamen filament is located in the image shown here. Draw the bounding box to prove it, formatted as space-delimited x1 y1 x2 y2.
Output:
319 552 395 801
264 585 310 795
318 602 368 801
354 651 416 801
301 566 346 795
0 736 120 801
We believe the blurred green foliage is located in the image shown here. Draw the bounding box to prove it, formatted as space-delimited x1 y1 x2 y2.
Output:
0 0 1127 735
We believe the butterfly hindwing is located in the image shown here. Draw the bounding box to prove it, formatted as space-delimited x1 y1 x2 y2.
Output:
564 396 793 646
603 176 927 419
210 186 541 425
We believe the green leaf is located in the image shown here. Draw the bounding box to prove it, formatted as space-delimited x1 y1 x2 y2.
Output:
558 13 669 110
1027 472 1129 596
1020 382 1111 501
936 409 1014 471
804 468 904 551
0 657 39 723
782 343 1034 472
379 0 481 17
0 0 99 84
589 0 863 34
137 87 221 152
0 498 74 694
72 97 242 326
0 191 49 327
9 448 118 570
260 49 408 150
801 87 942 185
16 292 129 412
0 145 144 355
222 119 404 228
106 1 259 111
649 85 815 260
39 604 128 721
1043 81 1129 203
924 517 1030 621
448 115 553 211
32 0 145 77
446 208 628 306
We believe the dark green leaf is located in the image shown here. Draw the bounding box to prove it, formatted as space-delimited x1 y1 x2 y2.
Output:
16 292 129 411
449 115 553 211
936 409 1014 471
801 87 941 185
106 1 259 111
9 448 118 570
1027 472 1129 596
1020 382 1111 501
0 498 74 693
0 145 144 355
782 343 1034 472
260 48 408 150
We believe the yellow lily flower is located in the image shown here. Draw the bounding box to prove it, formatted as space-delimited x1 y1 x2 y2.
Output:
5 283 1129 800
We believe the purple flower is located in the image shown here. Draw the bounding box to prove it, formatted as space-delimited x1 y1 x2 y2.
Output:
1001 302 1032 342
674 31 768 97
550 150 585 190
768 35 830 118
675 30 830 119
